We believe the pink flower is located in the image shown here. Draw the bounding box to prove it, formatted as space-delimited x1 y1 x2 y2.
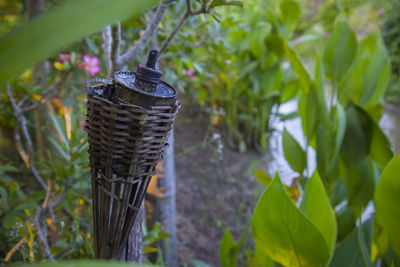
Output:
82 55 101 76
79 123 86 130
58 52 71 63
378 8 384 15
185 69 195 78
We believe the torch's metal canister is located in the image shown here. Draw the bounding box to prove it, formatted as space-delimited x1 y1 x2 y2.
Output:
84 51 179 260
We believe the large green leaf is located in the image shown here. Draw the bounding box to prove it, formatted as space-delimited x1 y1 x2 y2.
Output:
284 41 312 93
375 156 400 257
315 54 329 128
323 18 357 83
340 104 369 164
298 87 320 140
252 175 330 267
0 0 157 87
339 157 374 207
332 103 346 167
329 219 373 267
316 124 333 182
358 218 374 267
282 128 307 174
300 171 337 257
359 34 391 107
357 107 393 169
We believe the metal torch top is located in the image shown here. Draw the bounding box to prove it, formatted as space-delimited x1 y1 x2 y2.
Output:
113 50 177 106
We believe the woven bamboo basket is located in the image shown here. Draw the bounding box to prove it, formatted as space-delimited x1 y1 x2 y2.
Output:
85 77 179 259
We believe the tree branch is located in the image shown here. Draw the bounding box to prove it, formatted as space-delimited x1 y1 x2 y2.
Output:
7 84 48 191
102 25 113 77
34 184 70 262
21 83 57 113
117 0 174 68
159 0 207 54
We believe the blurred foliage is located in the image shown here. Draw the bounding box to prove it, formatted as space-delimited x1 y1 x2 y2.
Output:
220 13 400 267
381 0 400 101
0 0 399 265
11 261 156 267
161 0 304 151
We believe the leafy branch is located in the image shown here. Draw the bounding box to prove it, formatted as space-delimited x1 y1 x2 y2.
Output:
103 0 242 74
6 83 71 261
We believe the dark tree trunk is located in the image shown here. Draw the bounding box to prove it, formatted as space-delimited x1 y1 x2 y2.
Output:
146 131 177 266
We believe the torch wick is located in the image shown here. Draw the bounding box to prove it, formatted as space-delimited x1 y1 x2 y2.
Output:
146 50 158 69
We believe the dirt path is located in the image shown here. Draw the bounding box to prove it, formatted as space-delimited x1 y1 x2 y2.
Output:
174 104 266 266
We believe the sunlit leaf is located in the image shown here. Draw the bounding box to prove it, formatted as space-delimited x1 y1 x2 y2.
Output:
220 229 237 267
49 113 69 148
252 175 330 267
254 169 272 187
300 171 337 257
375 156 400 257
142 247 159 254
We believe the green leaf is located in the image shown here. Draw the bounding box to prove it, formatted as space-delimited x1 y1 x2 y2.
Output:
0 0 157 87
282 128 306 174
369 118 393 169
85 36 99 55
323 18 357 83
220 229 237 267
142 247 159 254
281 79 300 102
341 104 368 164
375 156 400 257
315 54 329 128
252 175 330 267
0 164 18 173
48 137 69 160
300 171 337 257
254 169 272 187
332 103 347 165
323 103 346 175
49 113 69 148
280 0 301 30
254 244 274 267
316 124 334 183
298 87 319 140
329 219 373 267
359 34 391 107
358 218 374 267
284 41 312 93
338 157 374 207
209 0 243 8
0 186 9 210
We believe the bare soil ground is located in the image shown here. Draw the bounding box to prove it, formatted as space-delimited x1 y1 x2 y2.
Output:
174 103 267 267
